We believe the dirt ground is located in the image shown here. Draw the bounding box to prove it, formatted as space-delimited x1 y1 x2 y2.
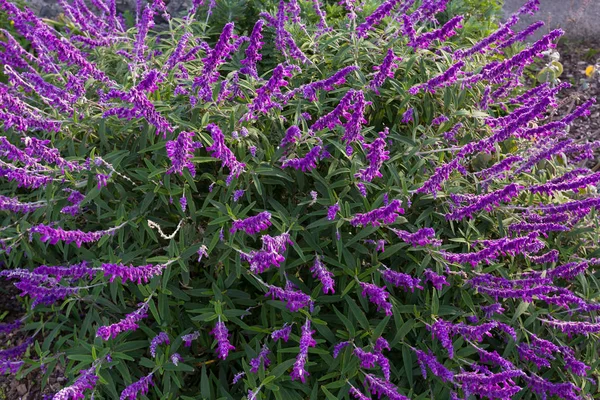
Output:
554 38 600 167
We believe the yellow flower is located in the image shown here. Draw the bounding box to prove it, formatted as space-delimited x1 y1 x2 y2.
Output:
9 20 14 26
585 65 595 77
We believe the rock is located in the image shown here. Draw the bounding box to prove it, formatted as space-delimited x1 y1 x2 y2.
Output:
16 384 27 397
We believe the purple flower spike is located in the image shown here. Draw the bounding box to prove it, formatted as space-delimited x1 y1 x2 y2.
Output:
119 373 153 400
249 345 271 373
231 211 272 235
327 203 340 220
232 371 245 384
96 302 149 341
414 348 454 382
290 320 316 383
370 50 401 92
265 284 312 312
381 268 422 292
30 223 123 248
393 227 441 247
210 320 235 360
349 385 371 400
363 373 410 400
101 263 167 284
149 332 170 358
333 341 351 358
170 353 183 366
241 233 292 273
356 0 405 38
350 199 404 227
205 123 246 185
0 195 45 214
402 108 414 123
240 20 265 78
271 324 292 342
166 131 197 176
310 255 335 294
481 303 505 318
355 128 390 183
281 145 322 171
182 331 200 347
360 282 393 316
53 366 98 400
423 269 449 290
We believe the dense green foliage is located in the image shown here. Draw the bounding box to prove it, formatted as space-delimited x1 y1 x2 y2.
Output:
1 0 599 399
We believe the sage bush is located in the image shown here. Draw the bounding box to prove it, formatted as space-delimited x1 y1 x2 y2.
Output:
0 0 599 399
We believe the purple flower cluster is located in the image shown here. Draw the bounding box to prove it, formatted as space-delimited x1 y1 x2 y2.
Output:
281 145 322 172
279 125 302 148
32 261 94 281
231 211 272 235
414 348 454 382
524 373 581 400
192 23 236 102
369 50 401 92
96 302 149 341
241 233 292 273
363 373 409 400
290 320 316 383
166 131 198 176
409 61 464 95
205 123 246 185
481 303 505 318
423 269 449 290
101 77 174 138
286 66 358 102
265 284 312 312
260 0 309 63
356 128 390 183
120 373 153 400
240 20 265 78
182 331 200 347
30 224 122 247
210 320 235 360
393 227 441 247
327 203 340 220
0 194 45 214
381 268 422 292
540 317 600 337
310 255 335 294
271 324 292 342
53 366 98 400
360 282 392 316
101 262 166 284
149 332 170 358
525 247 558 264
350 199 404 227
245 63 297 119
442 232 545 266
310 90 369 155
446 183 523 220
409 15 463 49
249 345 271 372
356 0 404 38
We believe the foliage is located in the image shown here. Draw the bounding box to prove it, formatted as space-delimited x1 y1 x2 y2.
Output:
0 0 599 399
